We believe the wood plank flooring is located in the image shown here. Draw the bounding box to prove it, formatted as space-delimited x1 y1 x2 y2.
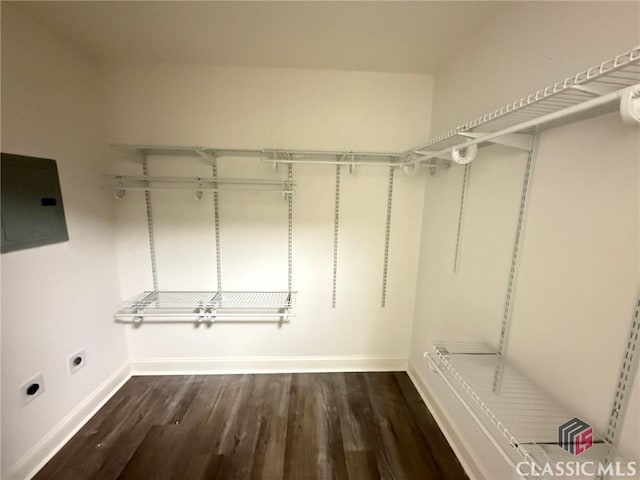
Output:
34 372 467 480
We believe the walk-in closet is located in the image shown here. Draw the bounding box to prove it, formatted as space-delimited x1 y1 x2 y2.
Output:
1 2 639 479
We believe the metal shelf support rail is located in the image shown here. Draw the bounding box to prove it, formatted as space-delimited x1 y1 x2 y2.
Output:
142 154 159 292
332 163 341 308
212 157 223 290
287 164 293 293
453 163 471 274
606 292 640 447
493 134 540 393
381 166 394 307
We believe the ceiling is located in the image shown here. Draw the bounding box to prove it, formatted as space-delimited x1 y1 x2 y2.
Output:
15 1 500 74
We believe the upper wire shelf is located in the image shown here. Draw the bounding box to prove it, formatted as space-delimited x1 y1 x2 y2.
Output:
111 144 404 167
427 341 626 474
115 290 297 324
109 46 640 171
413 46 640 154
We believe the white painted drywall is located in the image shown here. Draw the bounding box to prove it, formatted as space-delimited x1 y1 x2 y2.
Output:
410 1 640 475
1 4 129 477
101 63 433 369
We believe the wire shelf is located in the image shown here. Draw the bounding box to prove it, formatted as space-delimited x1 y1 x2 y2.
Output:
103 175 295 194
417 46 640 153
110 46 640 172
115 290 296 323
111 144 403 164
428 341 624 474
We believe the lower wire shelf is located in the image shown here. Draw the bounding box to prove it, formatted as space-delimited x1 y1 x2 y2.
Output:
426 341 625 478
114 290 297 324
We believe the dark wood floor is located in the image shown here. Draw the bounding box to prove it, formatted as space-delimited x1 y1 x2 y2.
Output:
34 372 467 480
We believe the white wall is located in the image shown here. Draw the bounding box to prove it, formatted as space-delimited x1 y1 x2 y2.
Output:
409 1 640 476
1 5 129 478
102 64 433 371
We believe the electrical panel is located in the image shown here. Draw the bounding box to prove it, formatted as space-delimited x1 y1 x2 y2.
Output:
1 153 69 253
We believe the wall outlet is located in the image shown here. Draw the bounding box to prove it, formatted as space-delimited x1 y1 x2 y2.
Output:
21 373 45 405
68 350 86 375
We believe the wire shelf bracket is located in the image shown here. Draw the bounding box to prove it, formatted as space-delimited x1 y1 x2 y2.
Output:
287 164 294 293
493 134 540 393
212 157 223 291
606 292 640 447
453 163 471 274
460 132 534 152
381 166 394 307
142 154 159 292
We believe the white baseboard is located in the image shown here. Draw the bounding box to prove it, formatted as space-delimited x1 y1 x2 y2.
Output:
5 363 131 480
131 355 408 375
407 362 484 480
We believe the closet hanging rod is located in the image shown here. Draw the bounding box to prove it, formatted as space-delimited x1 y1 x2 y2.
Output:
406 83 639 166
114 313 295 320
108 186 295 194
104 175 295 185
260 158 406 168
115 318 293 324
102 174 296 196
263 148 403 158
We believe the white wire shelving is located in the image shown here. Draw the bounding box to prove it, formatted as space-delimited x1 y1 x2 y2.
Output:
110 146 298 325
108 47 640 326
114 290 297 324
109 46 639 174
426 342 626 476
103 175 295 196
415 47 640 478
405 45 640 166
111 144 404 167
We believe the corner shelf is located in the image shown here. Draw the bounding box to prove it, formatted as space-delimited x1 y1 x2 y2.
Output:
114 290 297 324
407 45 640 165
426 341 623 474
